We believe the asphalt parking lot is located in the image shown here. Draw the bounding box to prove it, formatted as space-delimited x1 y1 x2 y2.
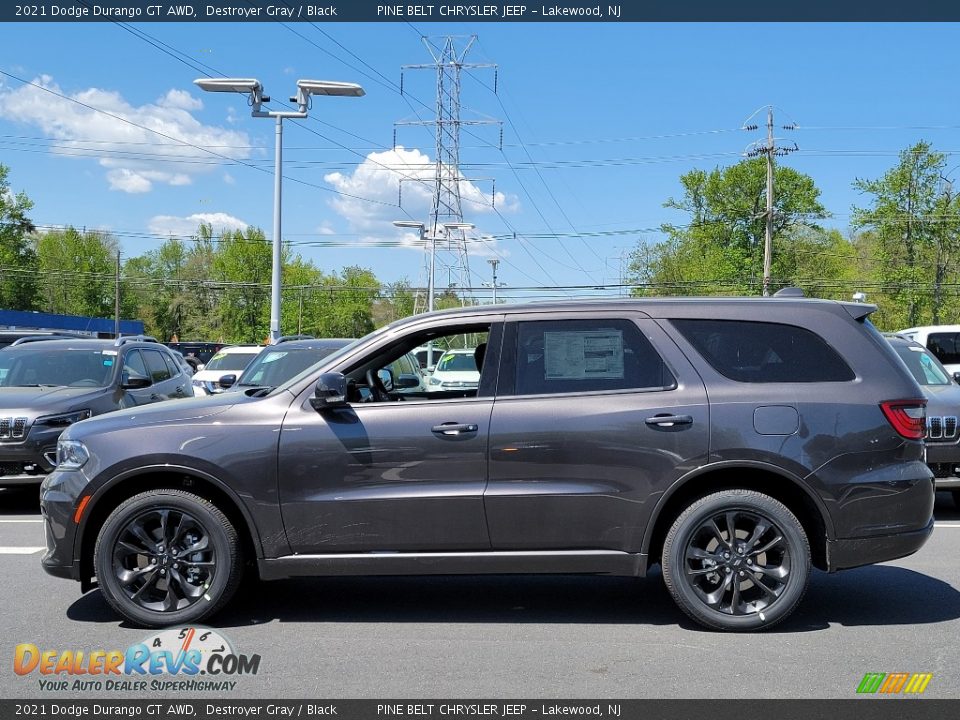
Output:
2 487 959 700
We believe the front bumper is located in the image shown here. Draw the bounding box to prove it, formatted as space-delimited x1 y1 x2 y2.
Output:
0 425 64 485
39 469 88 583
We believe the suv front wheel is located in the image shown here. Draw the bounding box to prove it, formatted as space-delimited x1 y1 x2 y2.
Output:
661 489 811 631
94 489 242 628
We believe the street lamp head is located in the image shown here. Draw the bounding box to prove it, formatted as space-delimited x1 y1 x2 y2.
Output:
296 80 365 98
392 220 425 230
194 78 262 94
442 222 475 231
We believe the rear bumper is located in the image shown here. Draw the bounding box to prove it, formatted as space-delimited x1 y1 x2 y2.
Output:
827 518 934 571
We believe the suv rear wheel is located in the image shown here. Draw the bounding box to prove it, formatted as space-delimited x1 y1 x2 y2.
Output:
94 489 242 628
661 489 811 631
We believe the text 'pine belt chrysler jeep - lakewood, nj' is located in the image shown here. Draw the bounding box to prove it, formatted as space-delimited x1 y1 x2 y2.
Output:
40 295 935 631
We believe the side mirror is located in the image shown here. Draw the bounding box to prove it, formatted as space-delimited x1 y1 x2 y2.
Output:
218 373 237 389
426 365 436 374
377 368 394 392
310 372 348 411
395 373 421 389
953 371 960 384
121 372 151 390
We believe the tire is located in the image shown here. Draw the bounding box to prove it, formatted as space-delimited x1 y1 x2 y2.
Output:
661 489 811 632
952 490 960 511
94 489 243 628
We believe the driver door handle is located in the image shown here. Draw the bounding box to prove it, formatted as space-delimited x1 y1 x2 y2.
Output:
645 414 693 427
431 422 479 436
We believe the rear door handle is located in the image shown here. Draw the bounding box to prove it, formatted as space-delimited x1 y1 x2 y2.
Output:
645 414 693 428
431 423 479 436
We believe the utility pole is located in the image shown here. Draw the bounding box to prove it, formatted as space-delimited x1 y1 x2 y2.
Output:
483 258 506 303
114 250 120 338
744 106 798 296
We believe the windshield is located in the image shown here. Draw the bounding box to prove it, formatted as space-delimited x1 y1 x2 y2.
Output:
204 351 260 372
239 346 347 388
892 342 952 386
0 347 116 388
436 352 478 373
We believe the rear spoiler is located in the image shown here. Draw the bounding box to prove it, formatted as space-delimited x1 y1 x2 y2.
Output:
840 302 877 321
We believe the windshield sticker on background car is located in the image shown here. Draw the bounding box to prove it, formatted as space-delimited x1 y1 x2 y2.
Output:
544 330 625 380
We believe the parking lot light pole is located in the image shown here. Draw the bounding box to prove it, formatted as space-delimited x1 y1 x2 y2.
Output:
195 77 364 343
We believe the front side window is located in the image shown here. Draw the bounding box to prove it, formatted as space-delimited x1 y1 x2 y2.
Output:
513 318 674 396
673 319 855 383
142 350 172 383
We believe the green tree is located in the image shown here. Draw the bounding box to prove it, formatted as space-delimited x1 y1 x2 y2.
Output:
631 158 828 295
210 227 273 343
0 164 39 310
34 227 117 317
852 141 958 326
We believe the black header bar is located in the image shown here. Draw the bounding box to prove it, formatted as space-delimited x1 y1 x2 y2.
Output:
4 1 960 22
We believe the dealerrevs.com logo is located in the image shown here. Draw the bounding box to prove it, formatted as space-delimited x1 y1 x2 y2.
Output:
13 626 261 692
856 673 933 695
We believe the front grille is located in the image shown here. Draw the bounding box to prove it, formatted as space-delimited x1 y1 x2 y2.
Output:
927 415 958 440
0 417 29 440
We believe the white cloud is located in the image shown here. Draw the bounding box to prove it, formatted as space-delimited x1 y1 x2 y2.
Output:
223 172 236 185
148 212 249 238
0 75 252 193
315 222 336 235
324 145 519 227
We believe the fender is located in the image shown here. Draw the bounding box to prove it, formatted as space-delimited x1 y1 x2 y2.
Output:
640 459 837 558
73 459 267 566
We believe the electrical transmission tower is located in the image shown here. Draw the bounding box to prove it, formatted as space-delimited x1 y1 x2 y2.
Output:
397 35 500 313
743 106 798 297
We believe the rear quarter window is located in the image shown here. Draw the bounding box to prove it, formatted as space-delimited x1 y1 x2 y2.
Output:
672 319 855 383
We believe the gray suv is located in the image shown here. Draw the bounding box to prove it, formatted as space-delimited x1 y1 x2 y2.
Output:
40 297 934 631
1 338 192 486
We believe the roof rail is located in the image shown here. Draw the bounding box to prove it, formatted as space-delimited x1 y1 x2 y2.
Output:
114 335 160 347
274 334 316 344
10 334 81 346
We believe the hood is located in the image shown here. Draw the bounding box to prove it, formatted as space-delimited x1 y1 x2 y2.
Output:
0 386 106 419
63 392 247 441
921 383 960 415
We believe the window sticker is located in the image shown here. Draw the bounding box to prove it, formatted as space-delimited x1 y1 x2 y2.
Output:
103 359 114 366
544 330 624 380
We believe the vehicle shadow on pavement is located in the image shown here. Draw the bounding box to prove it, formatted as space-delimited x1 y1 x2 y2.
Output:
0 487 40 514
66 564 960 632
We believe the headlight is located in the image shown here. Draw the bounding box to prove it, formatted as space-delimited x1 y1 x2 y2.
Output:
428 377 441 385
35 409 92 427
56 439 90 470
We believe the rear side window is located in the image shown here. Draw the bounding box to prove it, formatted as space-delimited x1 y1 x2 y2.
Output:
142 349 172 383
927 333 960 366
514 318 675 396
673 319 854 383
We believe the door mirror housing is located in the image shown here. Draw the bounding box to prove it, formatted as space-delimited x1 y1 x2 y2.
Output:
121 372 152 390
953 371 960 384
218 373 237 389
310 372 349 411
394 373 421 389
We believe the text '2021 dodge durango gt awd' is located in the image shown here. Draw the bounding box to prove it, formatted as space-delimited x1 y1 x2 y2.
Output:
40 297 935 631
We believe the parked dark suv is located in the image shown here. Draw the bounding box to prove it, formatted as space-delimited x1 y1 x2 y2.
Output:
1 337 193 486
40 297 934 631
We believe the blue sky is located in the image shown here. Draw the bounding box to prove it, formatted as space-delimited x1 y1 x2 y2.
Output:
1 21 958 300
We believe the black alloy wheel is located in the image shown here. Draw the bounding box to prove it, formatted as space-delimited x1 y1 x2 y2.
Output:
662 489 811 631
94 489 242 628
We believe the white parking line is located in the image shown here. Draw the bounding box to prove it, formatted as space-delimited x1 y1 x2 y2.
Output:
0 547 45 554
935 522 960 528
0 519 43 523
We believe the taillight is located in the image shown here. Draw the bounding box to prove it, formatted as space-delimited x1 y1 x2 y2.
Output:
880 399 927 440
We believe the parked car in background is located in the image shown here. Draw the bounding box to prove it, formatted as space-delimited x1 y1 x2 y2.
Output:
426 347 481 391
164 342 226 371
1 337 193 487
886 333 960 508
41 295 934 631
0 330 86 349
898 325 960 375
191 345 263 396
222 338 355 395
